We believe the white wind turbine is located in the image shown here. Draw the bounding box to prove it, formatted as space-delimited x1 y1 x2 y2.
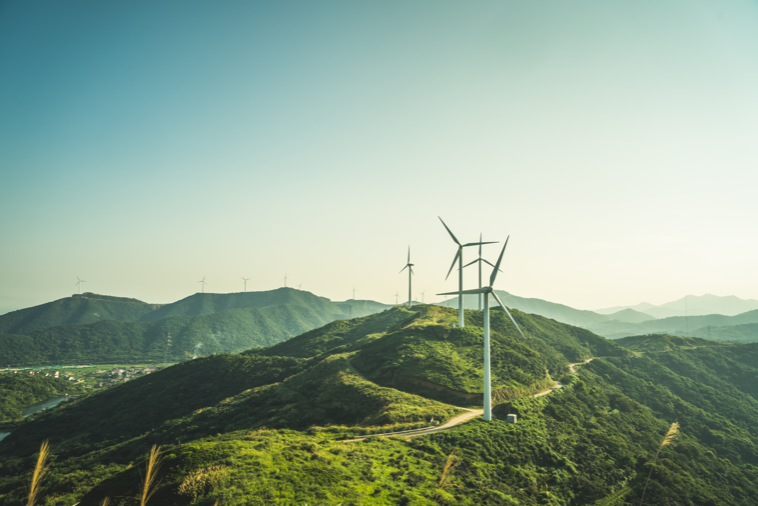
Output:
399 246 414 307
198 276 208 293
438 237 526 421
241 277 250 292
462 233 501 311
75 276 86 294
420 291 426 304
394 291 400 305
439 217 497 327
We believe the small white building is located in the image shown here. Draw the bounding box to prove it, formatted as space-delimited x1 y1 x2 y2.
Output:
506 414 518 424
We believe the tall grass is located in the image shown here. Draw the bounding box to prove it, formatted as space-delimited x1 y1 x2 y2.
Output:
639 422 680 506
139 444 162 506
434 448 459 502
25 440 51 506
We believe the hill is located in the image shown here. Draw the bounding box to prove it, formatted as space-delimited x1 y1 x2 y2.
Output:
596 293 758 317
604 307 656 323
689 322 758 343
3 306 758 505
615 334 729 353
0 293 159 335
0 375 86 424
443 290 610 327
585 309 758 340
0 289 394 367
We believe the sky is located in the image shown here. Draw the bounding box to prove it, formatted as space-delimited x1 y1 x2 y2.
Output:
2 0 758 313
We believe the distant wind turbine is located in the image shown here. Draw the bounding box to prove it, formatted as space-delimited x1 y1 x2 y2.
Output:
241 277 250 292
284 274 287 287
439 217 497 327
399 246 414 307
198 276 207 293
438 237 526 422
462 233 501 311
298 282 303 289
75 276 86 294
353 287 357 300
394 291 400 305
420 291 426 304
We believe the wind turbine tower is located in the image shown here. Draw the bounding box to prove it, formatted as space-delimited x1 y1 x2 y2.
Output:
394 291 400 305
439 217 497 327
241 277 250 292
463 233 500 311
198 276 207 293
420 291 426 303
399 246 414 307
438 237 526 421
353 287 357 300
284 274 287 288
75 276 86 294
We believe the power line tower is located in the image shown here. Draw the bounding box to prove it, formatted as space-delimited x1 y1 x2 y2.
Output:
163 333 172 363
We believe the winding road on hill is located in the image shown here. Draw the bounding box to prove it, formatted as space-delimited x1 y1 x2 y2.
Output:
344 357 595 441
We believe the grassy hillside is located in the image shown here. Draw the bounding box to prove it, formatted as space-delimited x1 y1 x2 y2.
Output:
0 294 158 335
0 375 85 424
4 305 758 505
689 322 758 343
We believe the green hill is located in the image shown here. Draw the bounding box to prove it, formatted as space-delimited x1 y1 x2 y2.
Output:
615 334 728 353
4 305 758 505
604 307 656 323
0 375 85 424
0 293 159 335
0 289 394 367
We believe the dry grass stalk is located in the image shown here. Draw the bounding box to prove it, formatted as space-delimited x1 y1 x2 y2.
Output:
434 448 459 501
26 440 51 506
139 445 163 506
639 422 680 506
99 498 111 506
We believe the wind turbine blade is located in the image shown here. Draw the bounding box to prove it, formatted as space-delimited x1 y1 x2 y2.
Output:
407 246 410 263
463 241 498 247
489 236 509 286
437 288 489 296
445 250 461 280
462 258 479 268
438 217 461 246
492 291 526 339
399 265 409 274
410 266 414 275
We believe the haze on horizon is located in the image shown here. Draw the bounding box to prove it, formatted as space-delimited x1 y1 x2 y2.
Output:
2 0 758 313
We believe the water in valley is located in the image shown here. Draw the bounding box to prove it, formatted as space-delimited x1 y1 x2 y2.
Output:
22 395 69 417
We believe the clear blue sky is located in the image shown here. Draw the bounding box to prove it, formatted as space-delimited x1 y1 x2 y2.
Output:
2 0 758 312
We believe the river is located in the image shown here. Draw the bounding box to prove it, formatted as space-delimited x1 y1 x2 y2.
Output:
0 396 71 443
22 396 70 417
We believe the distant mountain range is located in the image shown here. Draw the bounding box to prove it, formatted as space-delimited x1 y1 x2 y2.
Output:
0 290 393 366
595 294 758 318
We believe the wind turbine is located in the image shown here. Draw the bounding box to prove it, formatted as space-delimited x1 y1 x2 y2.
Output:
298 282 303 290
198 276 207 293
399 246 414 307
462 233 501 311
438 237 526 421
439 217 497 327
75 276 86 294
420 291 426 304
352 287 357 300
394 291 400 305
241 277 250 292
284 274 287 287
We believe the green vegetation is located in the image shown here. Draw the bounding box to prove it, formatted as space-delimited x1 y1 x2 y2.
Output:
0 375 85 424
0 298 393 368
4 305 758 505
615 333 729 353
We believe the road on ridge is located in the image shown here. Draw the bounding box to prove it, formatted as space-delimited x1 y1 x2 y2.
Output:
343 356 596 441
